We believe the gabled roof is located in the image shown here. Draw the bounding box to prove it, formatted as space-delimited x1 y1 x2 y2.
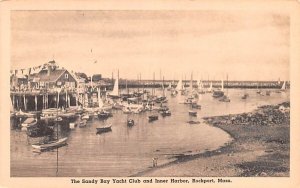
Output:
34 69 67 82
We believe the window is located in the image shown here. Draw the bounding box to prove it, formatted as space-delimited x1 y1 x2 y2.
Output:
65 73 69 79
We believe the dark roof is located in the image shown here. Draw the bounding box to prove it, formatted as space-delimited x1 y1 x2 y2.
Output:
48 60 56 64
75 72 87 79
35 69 66 82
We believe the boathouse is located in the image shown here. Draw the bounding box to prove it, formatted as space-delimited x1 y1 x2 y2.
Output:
30 61 77 89
11 61 79 111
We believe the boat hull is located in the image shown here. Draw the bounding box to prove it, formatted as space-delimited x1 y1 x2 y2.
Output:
31 137 68 151
96 127 112 134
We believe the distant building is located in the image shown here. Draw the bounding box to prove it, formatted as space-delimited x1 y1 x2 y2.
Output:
10 74 28 90
92 74 102 82
75 72 88 82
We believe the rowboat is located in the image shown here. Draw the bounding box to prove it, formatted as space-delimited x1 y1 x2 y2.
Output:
148 115 159 122
158 106 169 112
31 137 68 151
21 118 37 128
188 110 197 116
212 90 224 98
96 124 112 134
187 120 200 124
97 110 113 120
219 95 231 102
161 110 171 117
191 103 201 109
241 93 249 99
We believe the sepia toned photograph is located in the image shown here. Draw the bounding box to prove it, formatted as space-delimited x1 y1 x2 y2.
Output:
7 8 293 179
8 9 291 178
2 0 300 186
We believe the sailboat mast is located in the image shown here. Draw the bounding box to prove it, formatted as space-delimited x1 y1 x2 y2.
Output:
163 76 165 97
141 73 144 93
56 105 59 176
152 72 154 96
118 70 119 96
226 74 228 95
190 72 193 92
137 74 139 94
126 79 128 94
112 72 114 91
154 72 156 95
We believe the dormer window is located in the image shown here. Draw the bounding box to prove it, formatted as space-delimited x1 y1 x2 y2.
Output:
65 73 69 79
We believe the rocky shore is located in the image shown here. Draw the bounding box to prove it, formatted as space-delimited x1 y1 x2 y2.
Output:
135 101 290 177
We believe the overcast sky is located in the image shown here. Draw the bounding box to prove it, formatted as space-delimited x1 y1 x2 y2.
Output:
11 10 289 81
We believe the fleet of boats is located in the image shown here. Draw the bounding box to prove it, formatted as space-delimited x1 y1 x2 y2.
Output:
11 71 289 153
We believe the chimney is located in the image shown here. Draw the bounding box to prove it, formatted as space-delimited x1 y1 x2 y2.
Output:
47 65 52 76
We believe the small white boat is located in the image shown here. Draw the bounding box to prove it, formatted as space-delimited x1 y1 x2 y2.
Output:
81 114 90 120
16 109 35 118
69 122 76 129
32 137 68 151
21 118 37 128
79 120 87 128
219 95 231 102
122 107 132 114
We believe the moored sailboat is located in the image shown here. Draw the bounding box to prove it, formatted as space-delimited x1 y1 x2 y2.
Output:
213 79 224 98
219 75 230 102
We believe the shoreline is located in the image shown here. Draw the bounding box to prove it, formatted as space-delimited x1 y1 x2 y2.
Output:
133 101 290 177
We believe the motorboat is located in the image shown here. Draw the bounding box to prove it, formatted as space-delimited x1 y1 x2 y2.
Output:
127 119 135 126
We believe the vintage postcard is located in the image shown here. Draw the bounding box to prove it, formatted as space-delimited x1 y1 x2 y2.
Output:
1 0 300 187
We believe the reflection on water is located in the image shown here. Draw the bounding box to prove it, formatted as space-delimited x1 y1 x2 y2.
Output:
10 89 289 177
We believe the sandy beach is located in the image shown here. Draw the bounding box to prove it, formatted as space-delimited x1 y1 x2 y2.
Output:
134 101 290 177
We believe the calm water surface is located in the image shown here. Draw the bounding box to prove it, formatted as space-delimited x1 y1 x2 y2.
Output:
10 89 289 177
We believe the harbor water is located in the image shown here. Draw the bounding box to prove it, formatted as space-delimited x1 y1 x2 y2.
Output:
10 89 289 177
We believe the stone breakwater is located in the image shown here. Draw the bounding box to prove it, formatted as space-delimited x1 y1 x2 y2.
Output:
138 101 290 177
203 102 290 127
